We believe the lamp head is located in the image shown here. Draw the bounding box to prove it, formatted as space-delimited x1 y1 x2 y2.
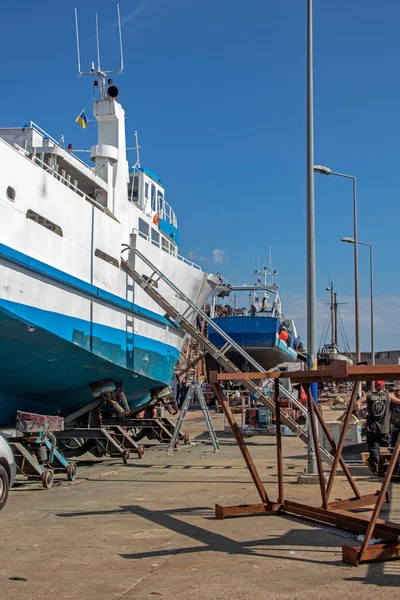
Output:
314 165 332 176
341 237 355 244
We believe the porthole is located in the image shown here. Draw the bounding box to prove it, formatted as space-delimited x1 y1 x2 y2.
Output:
6 186 16 201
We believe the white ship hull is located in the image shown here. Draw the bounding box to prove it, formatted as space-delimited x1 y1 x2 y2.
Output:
0 123 215 425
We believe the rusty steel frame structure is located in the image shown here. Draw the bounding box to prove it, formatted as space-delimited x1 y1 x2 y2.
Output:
211 363 400 567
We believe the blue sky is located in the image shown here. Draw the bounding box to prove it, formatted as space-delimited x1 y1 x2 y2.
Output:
1 0 399 351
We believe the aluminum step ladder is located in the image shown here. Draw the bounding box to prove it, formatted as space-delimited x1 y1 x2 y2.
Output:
168 382 220 455
120 244 333 466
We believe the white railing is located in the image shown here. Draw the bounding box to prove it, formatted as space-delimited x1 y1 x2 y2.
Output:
159 198 177 227
22 142 106 213
29 121 93 173
133 228 201 270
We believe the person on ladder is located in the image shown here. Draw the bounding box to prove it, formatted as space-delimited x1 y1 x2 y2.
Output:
355 380 400 474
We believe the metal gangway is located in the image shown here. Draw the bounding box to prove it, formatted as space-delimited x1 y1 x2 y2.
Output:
121 245 333 466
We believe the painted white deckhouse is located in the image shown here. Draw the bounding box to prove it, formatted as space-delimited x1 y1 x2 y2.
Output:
0 81 216 425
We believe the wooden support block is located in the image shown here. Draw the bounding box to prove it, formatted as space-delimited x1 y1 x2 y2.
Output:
215 503 280 519
342 543 400 567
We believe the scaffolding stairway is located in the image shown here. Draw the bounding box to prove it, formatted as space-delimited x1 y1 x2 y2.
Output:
121 245 333 466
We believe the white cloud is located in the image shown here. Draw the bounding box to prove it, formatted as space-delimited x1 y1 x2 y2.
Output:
187 249 228 264
102 0 155 32
212 249 228 264
121 0 155 25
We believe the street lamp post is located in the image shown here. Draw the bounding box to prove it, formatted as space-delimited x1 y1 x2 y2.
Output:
314 166 361 376
306 0 317 475
342 238 374 366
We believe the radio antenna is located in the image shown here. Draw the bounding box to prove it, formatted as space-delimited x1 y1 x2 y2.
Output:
74 4 124 98
117 2 124 73
95 13 101 73
74 7 83 75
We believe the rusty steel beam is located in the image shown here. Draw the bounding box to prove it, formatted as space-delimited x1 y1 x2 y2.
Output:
342 543 400 567
325 385 358 503
312 402 361 499
212 384 269 504
215 503 281 519
281 500 400 541
216 364 400 383
275 380 284 504
306 385 328 508
328 492 380 511
358 432 400 562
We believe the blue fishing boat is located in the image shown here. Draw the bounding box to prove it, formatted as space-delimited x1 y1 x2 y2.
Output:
208 266 304 371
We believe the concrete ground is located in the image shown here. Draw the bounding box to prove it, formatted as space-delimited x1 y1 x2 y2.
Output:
1 409 400 599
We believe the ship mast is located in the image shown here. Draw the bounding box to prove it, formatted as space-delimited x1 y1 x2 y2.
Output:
326 282 338 349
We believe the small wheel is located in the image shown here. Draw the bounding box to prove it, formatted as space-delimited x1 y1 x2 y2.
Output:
66 463 78 481
42 469 54 489
122 450 130 464
137 445 145 459
174 440 179 449
183 433 190 445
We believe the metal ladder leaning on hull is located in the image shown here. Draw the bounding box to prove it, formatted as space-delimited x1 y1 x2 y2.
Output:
120 245 333 466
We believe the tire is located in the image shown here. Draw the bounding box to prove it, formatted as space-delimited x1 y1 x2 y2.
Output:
137 445 145 459
66 463 78 481
42 469 54 489
0 465 10 510
122 450 130 464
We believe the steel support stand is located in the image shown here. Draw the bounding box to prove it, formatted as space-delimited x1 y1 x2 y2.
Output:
275 380 284 504
325 385 358 503
213 384 269 505
306 384 328 508
312 402 362 500
342 432 400 565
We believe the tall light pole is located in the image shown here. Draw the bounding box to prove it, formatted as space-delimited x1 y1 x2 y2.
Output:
306 0 317 475
314 166 360 375
342 237 374 366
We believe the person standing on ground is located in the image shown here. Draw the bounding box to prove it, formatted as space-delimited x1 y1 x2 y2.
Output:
355 380 400 474
390 387 400 447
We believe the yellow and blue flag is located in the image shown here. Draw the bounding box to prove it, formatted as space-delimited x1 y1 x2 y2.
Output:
76 111 88 129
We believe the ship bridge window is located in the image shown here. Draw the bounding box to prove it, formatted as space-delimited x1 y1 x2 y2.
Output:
94 249 119 268
151 228 160 247
157 191 164 214
130 175 139 203
145 181 149 199
6 186 16 201
161 237 169 253
26 210 63 236
151 184 156 211
138 218 149 239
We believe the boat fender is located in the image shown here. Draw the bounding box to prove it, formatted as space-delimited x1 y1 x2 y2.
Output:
279 329 289 342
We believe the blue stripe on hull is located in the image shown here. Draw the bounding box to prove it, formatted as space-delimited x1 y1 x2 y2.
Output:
0 301 180 425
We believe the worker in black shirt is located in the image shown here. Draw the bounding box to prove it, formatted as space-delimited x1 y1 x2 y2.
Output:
355 380 400 474
390 387 400 447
